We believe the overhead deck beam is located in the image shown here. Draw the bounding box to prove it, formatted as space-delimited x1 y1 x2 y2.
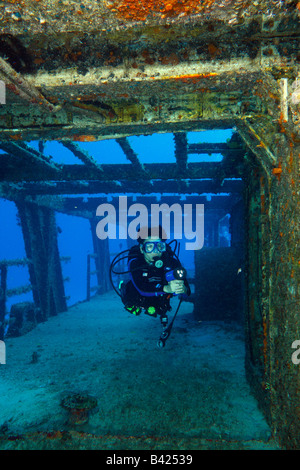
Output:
61 142 103 173
174 132 188 175
0 160 244 183
0 178 243 198
0 142 61 173
188 143 244 155
116 137 148 176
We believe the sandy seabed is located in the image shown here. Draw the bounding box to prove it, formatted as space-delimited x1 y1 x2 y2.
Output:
0 292 279 450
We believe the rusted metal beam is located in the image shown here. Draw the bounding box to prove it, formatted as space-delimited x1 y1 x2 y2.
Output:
0 142 61 173
174 132 188 175
0 160 243 183
38 141 46 154
0 178 243 198
0 57 61 113
187 143 244 155
0 264 7 341
61 141 103 173
115 137 148 176
237 119 277 168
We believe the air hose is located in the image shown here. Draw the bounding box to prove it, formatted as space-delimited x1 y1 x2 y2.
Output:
157 297 183 348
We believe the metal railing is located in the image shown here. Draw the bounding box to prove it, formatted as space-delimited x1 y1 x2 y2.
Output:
0 256 71 317
86 253 99 301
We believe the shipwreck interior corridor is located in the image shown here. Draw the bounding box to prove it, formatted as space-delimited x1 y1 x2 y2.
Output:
0 128 290 451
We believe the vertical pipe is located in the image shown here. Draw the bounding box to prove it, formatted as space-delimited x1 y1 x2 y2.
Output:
280 78 288 122
213 217 219 247
45 208 67 315
87 254 91 301
0 265 7 340
16 202 67 319
15 202 41 311
89 218 111 294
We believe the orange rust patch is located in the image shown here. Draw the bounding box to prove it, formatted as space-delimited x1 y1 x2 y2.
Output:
272 162 282 182
141 50 156 65
208 43 221 58
9 133 22 140
260 194 265 213
105 0 216 21
171 73 217 83
291 269 295 278
159 53 180 65
72 135 97 142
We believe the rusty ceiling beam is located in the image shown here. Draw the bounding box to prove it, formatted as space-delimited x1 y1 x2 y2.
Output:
115 137 148 177
174 132 188 175
0 177 243 198
61 141 103 174
0 57 61 114
0 160 244 183
0 142 61 173
38 141 46 154
187 143 244 155
237 119 277 168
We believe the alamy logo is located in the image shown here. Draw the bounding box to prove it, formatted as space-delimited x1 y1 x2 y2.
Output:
0 81 6 105
291 340 300 365
0 340 5 364
96 196 204 250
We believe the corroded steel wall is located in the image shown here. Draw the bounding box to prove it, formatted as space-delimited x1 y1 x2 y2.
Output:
244 124 300 449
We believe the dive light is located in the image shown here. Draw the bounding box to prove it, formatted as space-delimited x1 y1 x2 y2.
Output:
165 267 187 282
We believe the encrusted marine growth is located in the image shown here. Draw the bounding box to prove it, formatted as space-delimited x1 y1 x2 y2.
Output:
61 393 98 425
105 0 298 23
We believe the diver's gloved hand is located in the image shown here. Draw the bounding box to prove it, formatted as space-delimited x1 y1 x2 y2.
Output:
163 280 186 295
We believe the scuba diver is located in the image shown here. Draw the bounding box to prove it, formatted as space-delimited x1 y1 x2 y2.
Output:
110 225 191 347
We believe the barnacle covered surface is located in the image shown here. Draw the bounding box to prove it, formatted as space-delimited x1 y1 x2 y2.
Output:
0 0 298 33
61 393 98 411
0 0 299 143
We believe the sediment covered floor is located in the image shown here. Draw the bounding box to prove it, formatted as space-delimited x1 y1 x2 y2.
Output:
0 293 279 450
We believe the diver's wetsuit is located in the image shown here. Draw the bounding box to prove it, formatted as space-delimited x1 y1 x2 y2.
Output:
120 245 190 319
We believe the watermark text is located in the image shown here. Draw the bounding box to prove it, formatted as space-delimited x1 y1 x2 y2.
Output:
0 81 6 105
0 340 5 364
291 340 300 365
96 196 204 250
